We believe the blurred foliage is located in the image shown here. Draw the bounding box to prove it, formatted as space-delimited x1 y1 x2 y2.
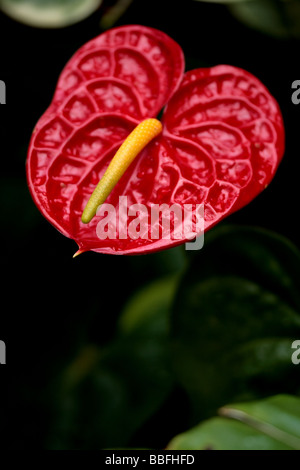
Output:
195 0 300 38
42 226 300 449
117 274 181 335
49 275 180 449
0 0 103 27
0 0 136 29
0 177 41 237
229 0 300 38
99 0 134 29
2 0 300 449
194 0 251 3
171 226 300 420
168 395 300 450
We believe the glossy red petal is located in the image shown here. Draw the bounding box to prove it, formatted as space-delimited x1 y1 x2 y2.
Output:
27 32 285 254
162 65 285 230
45 25 185 119
73 135 211 254
26 26 185 250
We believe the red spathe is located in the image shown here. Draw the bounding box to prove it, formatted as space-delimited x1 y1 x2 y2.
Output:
26 25 285 255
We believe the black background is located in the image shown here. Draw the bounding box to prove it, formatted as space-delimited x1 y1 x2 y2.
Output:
1 0 299 449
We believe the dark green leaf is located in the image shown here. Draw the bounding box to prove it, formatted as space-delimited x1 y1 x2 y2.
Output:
168 394 300 450
118 274 181 335
220 394 300 449
50 275 179 449
229 0 300 39
171 226 300 419
0 0 102 28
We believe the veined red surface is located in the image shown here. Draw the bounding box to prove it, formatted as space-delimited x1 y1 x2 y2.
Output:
26 25 285 255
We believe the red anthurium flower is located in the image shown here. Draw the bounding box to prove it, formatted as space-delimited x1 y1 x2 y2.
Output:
26 25 285 255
